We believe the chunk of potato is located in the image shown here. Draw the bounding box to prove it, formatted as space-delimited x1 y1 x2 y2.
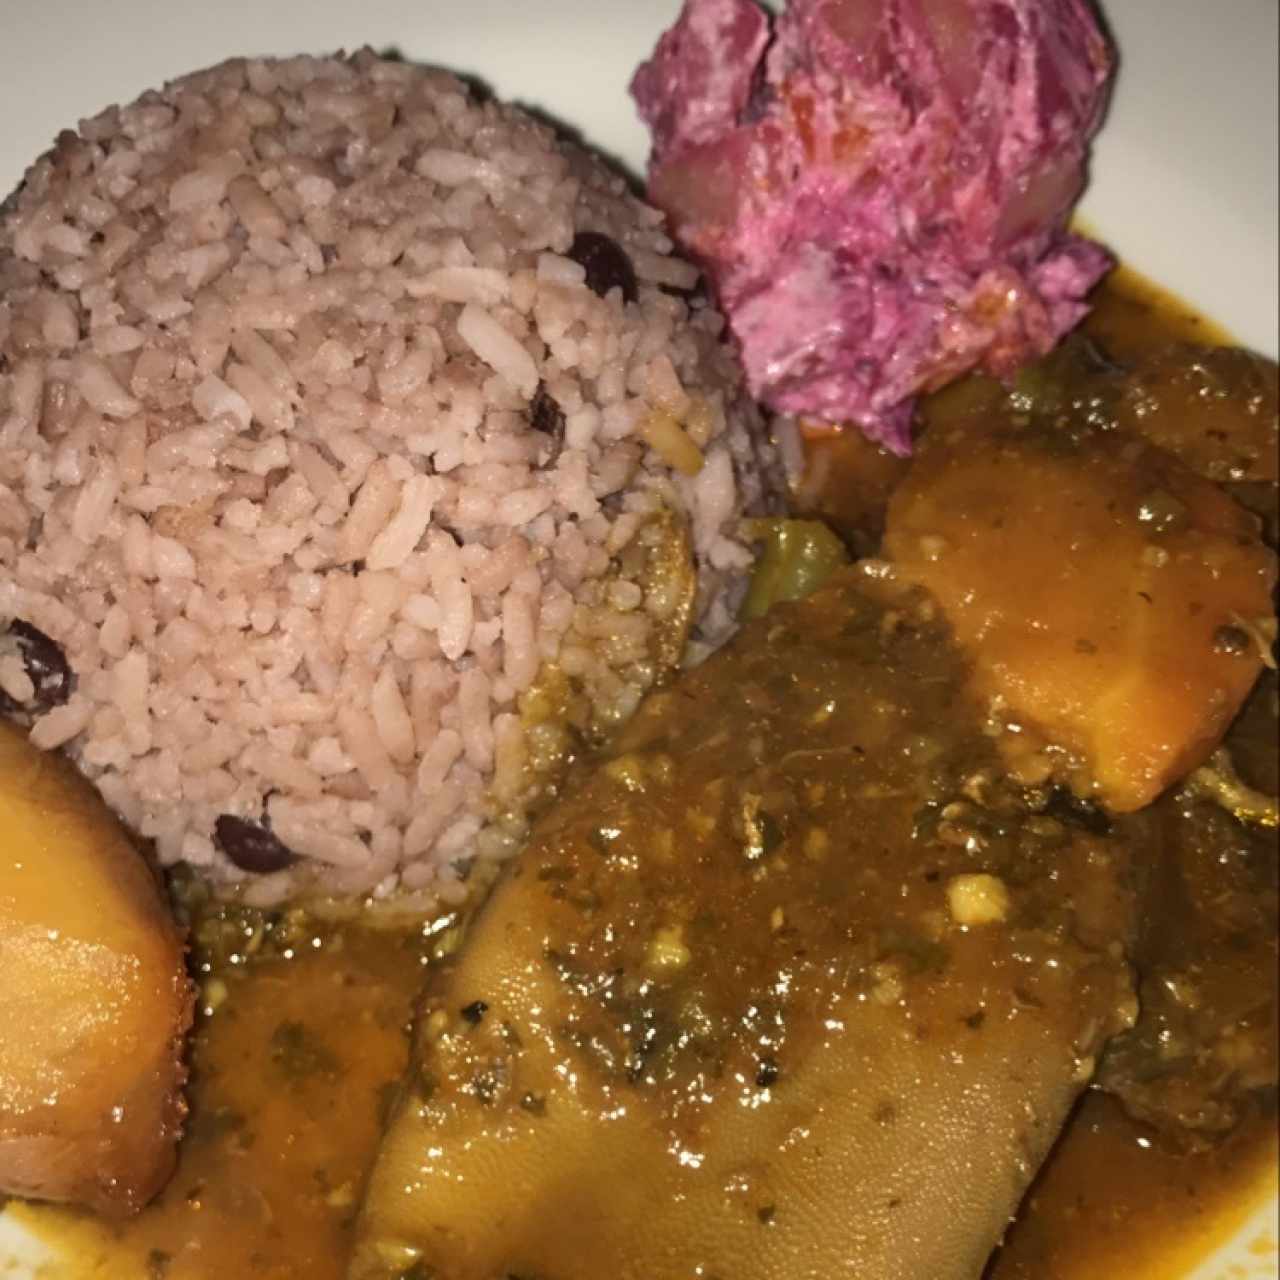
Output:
0 722 193 1216
885 423 1276 811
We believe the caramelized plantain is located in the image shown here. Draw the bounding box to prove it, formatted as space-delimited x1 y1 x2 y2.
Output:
0 721 193 1216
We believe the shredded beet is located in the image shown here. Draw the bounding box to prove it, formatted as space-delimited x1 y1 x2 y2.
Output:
631 0 1115 453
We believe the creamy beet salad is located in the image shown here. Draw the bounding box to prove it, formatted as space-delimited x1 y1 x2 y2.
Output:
632 0 1113 451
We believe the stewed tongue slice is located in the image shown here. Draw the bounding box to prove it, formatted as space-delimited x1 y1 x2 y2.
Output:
349 570 1138 1280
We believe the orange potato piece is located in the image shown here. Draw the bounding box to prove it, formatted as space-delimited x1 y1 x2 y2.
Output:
884 423 1276 811
0 721 193 1216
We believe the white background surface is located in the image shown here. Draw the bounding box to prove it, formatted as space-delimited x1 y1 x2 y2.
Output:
0 1 1276 1276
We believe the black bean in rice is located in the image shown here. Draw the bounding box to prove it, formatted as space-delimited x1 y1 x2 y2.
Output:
0 50 784 906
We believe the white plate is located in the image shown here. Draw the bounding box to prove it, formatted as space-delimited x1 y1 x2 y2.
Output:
0 2 1276 1276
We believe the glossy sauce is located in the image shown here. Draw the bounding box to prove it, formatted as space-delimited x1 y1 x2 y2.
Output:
8 270 1277 1278
988 1092 1277 1280
12 923 427 1278
14 914 1273 1280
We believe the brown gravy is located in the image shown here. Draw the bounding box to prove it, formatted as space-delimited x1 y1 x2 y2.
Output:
18 917 1274 1280
13 922 426 1278
989 1091 1276 1280
9 269 1277 1279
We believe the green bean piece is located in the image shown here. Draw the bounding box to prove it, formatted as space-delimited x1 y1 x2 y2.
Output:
742 519 850 619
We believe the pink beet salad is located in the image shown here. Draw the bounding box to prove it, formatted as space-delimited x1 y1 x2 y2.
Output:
631 0 1115 453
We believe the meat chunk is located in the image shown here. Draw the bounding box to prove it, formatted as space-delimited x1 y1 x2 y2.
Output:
998 334 1279 486
884 419 1276 811
1109 345 1278 485
349 571 1137 1279
1097 673 1278 1144
631 0 1114 451
0 721 193 1216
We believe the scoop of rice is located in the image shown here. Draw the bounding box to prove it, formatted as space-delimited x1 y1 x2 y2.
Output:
0 50 782 906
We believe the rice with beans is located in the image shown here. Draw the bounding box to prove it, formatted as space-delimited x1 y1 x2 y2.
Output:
0 50 782 906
